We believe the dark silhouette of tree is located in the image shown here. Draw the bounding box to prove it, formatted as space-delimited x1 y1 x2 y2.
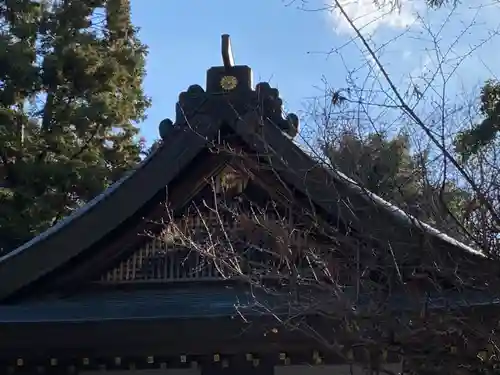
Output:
0 0 151 252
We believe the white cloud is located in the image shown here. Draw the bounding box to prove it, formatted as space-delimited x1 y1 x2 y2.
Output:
329 0 418 35
402 50 412 59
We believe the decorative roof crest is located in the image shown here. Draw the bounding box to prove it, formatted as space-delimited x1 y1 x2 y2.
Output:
159 34 299 139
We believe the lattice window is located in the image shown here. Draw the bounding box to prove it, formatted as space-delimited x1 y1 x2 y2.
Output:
98 165 349 285
98 205 323 284
100 237 222 283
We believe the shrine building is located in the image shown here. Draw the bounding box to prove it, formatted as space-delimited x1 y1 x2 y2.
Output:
0 35 497 375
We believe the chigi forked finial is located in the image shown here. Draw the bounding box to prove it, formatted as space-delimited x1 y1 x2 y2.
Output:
221 34 234 70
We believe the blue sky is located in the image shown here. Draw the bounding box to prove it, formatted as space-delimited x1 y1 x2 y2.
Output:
130 0 500 145
130 0 340 143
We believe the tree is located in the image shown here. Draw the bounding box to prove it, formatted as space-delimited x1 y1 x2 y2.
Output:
455 79 500 160
0 0 150 253
322 131 470 238
452 80 500 252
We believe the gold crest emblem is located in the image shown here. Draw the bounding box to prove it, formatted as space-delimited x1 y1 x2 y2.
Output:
220 75 238 91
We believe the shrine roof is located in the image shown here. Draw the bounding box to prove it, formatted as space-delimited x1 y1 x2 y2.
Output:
0 285 496 324
0 35 487 303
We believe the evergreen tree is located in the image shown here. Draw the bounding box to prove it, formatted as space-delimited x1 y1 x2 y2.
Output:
0 0 150 253
455 79 500 160
323 132 470 237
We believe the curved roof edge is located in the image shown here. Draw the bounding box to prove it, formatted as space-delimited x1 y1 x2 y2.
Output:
330 167 484 257
231 113 484 258
0 119 220 300
0 153 153 264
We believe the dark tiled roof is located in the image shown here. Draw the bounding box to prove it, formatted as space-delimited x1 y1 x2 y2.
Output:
0 285 496 324
0 286 268 323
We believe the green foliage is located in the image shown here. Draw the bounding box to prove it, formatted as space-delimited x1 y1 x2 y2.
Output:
323 131 470 235
455 80 500 160
0 0 151 252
